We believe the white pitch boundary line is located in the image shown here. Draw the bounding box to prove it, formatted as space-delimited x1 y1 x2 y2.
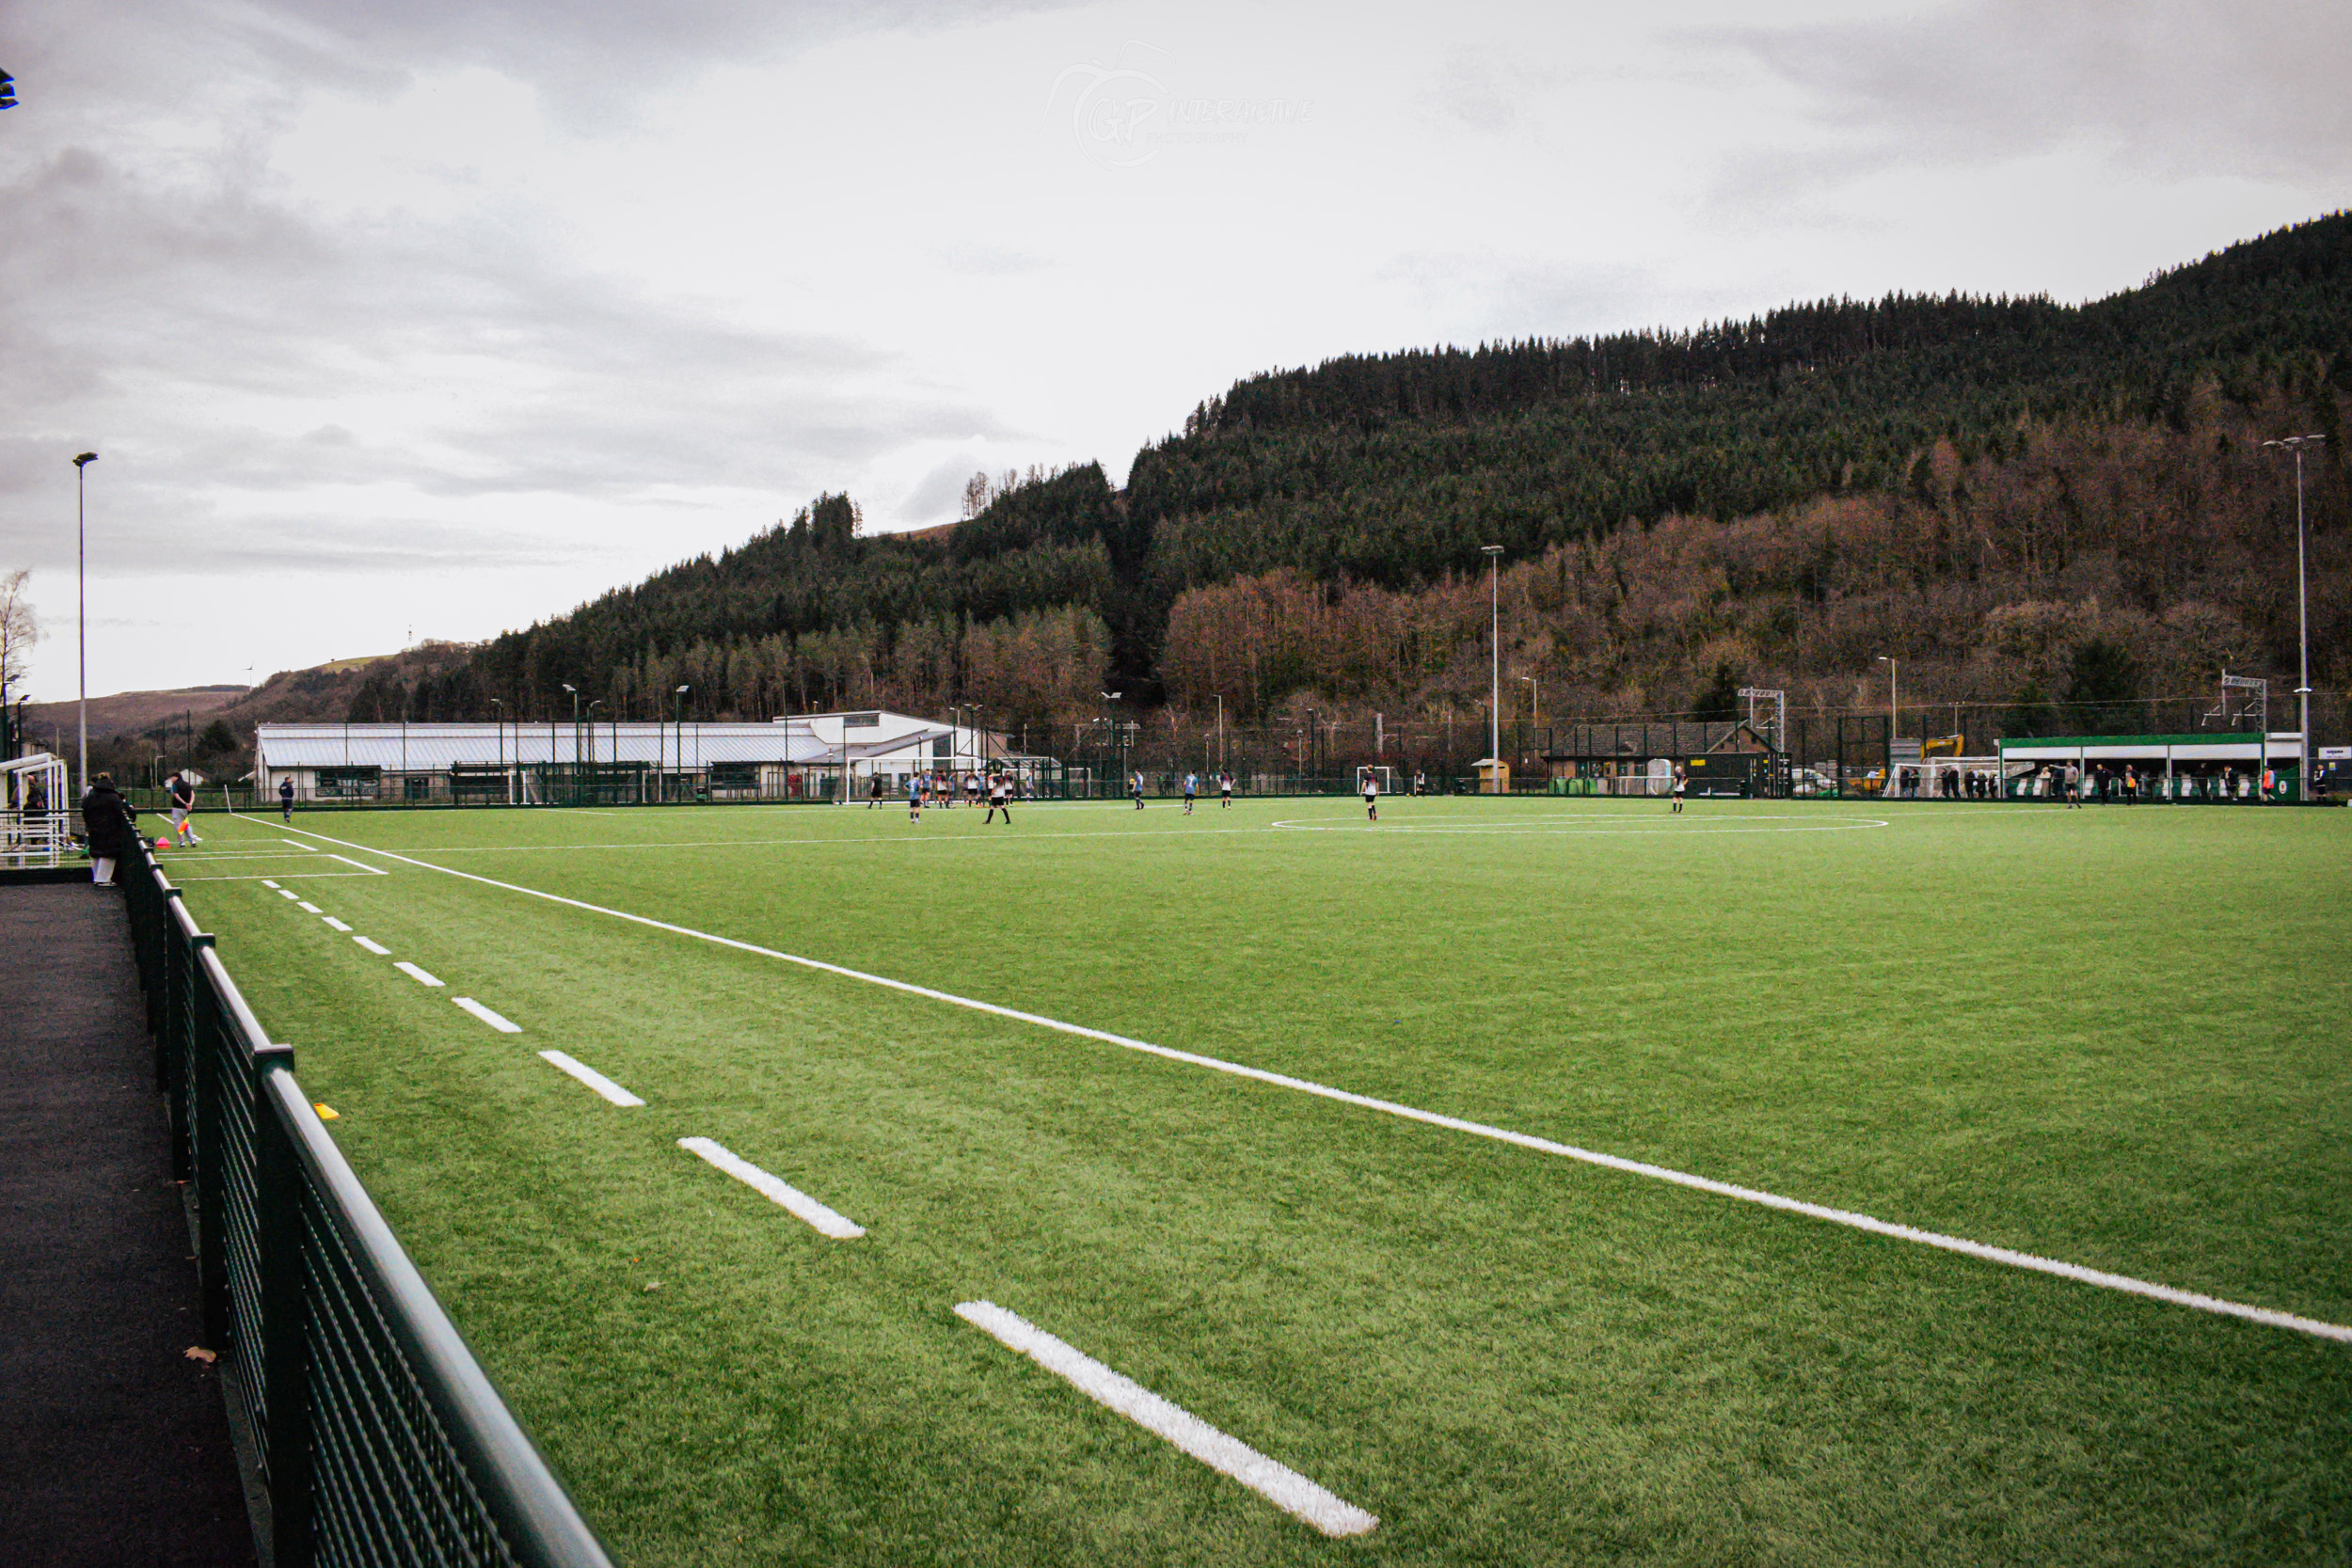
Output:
352 936 391 956
537 1049 643 1105
322 916 352 932
260 817 2352 1344
296 900 324 913
955 1300 1376 1538
172 870 388 883
394 960 445 988
261 879 280 889
282 839 318 850
676 1136 864 1239
327 853 389 875
276 888 301 901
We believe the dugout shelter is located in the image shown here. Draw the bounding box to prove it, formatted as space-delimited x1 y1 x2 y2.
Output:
1996 732 2307 801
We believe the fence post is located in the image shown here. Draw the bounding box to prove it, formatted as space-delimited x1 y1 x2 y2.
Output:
254 1060 315 1568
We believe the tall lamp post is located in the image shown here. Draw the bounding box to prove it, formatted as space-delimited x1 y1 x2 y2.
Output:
1519 674 1539 770
1876 655 1898 795
2264 435 2326 797
673 685 690 801
560 683 580 806
489 697 507 804
73 451 96 795
1482 546 1504 790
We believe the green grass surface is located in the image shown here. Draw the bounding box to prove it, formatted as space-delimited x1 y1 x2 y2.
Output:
165 797 2352 1565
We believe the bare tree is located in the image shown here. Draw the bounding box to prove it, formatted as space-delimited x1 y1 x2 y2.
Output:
961 470 992 520
0 569 37 702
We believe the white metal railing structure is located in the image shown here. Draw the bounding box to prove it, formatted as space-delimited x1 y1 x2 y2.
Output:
2 752 72 867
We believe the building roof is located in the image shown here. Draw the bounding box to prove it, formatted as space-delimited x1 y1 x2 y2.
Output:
254 721 951 770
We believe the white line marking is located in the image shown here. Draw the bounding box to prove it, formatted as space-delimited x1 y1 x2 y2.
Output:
322 916 352 932
296 900 323 913
394 961 445 988
352 936 391 956
537 1050 644 1105
277 888 301 900
955 1301 1376 1537
170 870 389 883
257 816 2352 1343
676 1137 864 1238
282 839 318 850
453 996 523 1034
328 854 389 875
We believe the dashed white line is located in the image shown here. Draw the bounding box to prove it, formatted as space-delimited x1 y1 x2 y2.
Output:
351 936 391 956
277 889 300 901
322 916 352 932
452 996 522 1033
955 1301 1376 1538
296 900 323 913
394 961 445 988
676 1137 864 1239
260 879 281 889
538 1050 643 1106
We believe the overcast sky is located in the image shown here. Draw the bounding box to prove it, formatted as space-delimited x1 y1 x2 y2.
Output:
3 0 2346 701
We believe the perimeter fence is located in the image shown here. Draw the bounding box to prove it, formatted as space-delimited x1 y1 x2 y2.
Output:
121 835 614 1568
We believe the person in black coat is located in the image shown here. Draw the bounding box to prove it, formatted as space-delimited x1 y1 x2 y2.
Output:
80 774 135 885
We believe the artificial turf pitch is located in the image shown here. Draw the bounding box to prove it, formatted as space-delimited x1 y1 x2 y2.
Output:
158 796 2350 1565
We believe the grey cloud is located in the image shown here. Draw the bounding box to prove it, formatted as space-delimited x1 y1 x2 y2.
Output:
898 452 986 527
0 17 1021 579
1718 0 2352 199
227 0 1089 128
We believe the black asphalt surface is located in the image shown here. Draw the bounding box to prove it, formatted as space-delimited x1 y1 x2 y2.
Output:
0 882 256 1566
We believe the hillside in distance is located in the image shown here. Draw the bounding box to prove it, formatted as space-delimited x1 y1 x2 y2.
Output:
424 213 2349 748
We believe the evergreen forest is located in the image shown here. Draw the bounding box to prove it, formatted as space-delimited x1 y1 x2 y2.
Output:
389 213 2350 755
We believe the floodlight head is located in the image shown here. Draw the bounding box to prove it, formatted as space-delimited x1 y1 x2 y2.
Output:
73 451 96 467
561 683 577 693
1876 654 1890 663
1481 545 1503 557
675 684 690 693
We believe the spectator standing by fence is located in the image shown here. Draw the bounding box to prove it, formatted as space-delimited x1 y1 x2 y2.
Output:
80 773 134 885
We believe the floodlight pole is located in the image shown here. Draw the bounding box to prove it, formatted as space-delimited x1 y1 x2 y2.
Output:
73 452 96 796
2264 435 2325 799
674 685 690 802
1483 546 1504 788
1876 655 1897 740
490 697 506 804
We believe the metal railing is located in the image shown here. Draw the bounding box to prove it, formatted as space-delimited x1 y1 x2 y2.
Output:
123 835 615 1568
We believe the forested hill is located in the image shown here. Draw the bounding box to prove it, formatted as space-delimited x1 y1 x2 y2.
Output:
431 212 2351 736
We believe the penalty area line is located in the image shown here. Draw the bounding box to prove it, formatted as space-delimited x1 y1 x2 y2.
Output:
261 817 2352 1344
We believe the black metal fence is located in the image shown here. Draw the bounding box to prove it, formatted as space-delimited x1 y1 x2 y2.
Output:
123 836 614 1568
